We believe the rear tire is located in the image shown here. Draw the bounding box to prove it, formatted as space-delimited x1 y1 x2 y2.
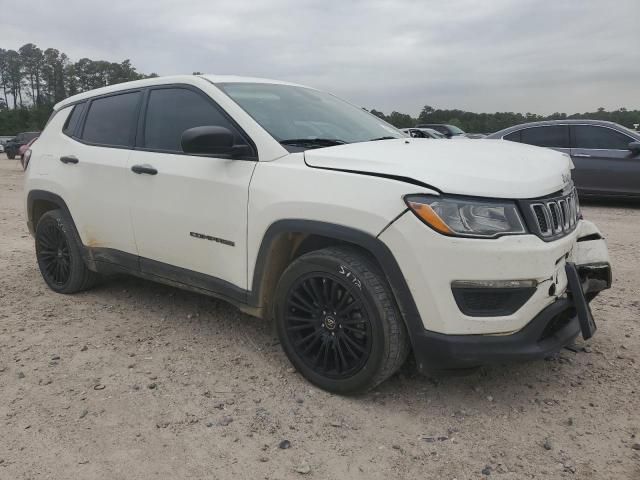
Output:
35 209 98 294
274 246 410 394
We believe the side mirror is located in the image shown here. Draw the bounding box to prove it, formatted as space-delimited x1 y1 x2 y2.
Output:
181 126 252 157
628 141 640 154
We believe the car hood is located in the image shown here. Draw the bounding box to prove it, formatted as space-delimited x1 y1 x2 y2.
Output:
303 138 573 199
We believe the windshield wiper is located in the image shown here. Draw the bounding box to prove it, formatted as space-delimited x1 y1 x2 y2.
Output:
279 138 347 148
369 136 399 141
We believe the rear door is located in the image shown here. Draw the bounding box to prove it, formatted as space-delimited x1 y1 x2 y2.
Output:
127 85 257 294
569 124 639 196
58 91 141 259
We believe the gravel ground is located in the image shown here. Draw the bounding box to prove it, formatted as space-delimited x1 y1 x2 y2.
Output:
1 157 639 479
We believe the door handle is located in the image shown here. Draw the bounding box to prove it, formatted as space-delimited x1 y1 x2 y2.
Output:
131 164 158 175
572 153 591 158
60 155 79 164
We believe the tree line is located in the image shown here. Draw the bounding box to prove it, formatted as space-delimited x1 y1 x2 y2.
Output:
0 43 157 135
1 42 638 136
369 106 640 133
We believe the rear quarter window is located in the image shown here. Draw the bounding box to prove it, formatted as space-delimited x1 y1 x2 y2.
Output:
62 103 85 137
503 131 522 142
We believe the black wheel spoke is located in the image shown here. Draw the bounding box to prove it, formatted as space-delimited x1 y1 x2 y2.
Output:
329 281 339 307
295 329 320 347
336 337 348 369
341 332 366 354
332 341 341 373
338 299 362 316
286 324 314 332
291 291 315 312
287 315 316 324
335 288 351 312
300 333 323 356
301 280 319 306
289 298 313 314
309 278 324 307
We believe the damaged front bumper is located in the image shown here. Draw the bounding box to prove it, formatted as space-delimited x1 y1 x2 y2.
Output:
410 220 612 371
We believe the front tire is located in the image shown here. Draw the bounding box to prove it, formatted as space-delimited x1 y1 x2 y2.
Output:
274 246 410 394
35 209 98 294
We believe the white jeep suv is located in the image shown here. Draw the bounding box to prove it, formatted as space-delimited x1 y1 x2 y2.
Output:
24 75 612 393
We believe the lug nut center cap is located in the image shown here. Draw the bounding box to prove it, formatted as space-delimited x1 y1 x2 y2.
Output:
324 315 337 331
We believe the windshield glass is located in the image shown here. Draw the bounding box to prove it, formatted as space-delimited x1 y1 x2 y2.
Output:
217 83 404 146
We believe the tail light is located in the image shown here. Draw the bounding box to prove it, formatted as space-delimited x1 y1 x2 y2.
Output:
22 149 32 170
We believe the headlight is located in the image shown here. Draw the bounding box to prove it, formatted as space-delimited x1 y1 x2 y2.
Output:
404 195 527 238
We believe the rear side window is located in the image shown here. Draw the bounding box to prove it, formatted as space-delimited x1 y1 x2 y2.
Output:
572 125 633 150
503 131 521 142
62 104 84 137
81 92 141 147
143 87 247 152
520 126 569 148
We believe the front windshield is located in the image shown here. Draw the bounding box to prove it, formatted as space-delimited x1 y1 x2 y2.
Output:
217 83 404 146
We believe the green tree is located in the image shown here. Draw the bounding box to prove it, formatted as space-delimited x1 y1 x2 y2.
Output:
19 43 44 105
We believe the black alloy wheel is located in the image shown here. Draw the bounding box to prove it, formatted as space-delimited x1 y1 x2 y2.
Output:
274 247 410 394
35 209 98 294
284 273 372 379
37 219 72 287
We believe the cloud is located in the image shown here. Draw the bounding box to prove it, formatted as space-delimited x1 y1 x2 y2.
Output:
2 0 639 115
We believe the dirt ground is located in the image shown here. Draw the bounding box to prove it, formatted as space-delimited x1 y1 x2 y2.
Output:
0 157 638 480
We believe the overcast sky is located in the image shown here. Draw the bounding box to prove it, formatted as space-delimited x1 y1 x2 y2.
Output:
2 0 639 116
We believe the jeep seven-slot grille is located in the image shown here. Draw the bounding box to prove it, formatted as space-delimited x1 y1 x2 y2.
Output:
522 188 579 241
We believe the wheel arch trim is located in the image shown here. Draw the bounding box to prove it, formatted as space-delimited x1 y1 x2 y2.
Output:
26 190 87 261
249 219 425 340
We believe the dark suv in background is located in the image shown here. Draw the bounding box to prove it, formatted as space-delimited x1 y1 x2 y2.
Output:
488 120 640 198
415 123 466 138
5 131 40 159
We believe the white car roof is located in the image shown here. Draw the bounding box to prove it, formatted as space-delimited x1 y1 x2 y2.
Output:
54 74 310 111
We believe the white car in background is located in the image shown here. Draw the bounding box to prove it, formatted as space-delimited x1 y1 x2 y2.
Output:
23 75 611 393
402 127 446 139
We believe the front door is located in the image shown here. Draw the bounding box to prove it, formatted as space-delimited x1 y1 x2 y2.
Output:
127 86 257 296
570 124 640 196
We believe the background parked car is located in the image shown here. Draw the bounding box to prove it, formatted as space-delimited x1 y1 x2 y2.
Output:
488 120 640 198
415 123 466 138
0 143 4 153
401 127 446 139
4 131 40 159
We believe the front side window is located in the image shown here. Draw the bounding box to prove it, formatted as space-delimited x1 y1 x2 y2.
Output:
82 92 141 147
143 87 247 152
217 83 403 147
520 126 569 148
572 125 633 150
